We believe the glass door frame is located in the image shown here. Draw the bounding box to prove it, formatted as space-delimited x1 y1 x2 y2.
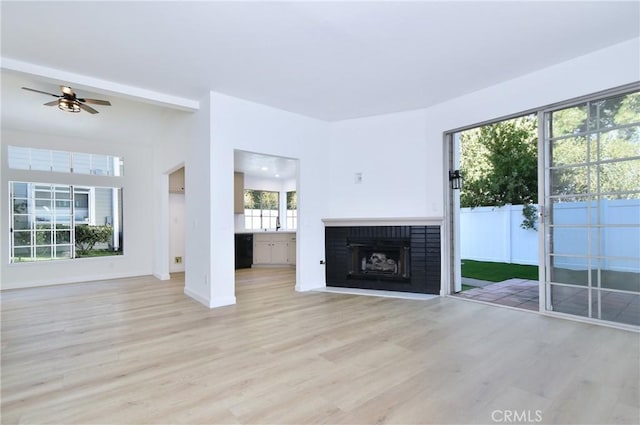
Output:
539 83 640 328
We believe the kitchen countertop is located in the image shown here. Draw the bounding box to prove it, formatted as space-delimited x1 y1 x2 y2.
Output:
235 230 296 234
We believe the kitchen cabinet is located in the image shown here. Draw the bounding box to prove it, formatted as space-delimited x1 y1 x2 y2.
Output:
253 238 273 264
169 167 185 193
287 235 296 265
253 233 296 266
234 172 244 214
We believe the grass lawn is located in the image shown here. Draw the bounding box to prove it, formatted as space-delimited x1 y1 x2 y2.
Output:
461 260 638 292
13 249 122 262
76 249 122 258
462 259 538 282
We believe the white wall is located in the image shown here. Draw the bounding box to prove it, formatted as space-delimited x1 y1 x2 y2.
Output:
151 110 191 280
183 93 215 306
1 129 154 289
327 109 439 218
208 92 330 301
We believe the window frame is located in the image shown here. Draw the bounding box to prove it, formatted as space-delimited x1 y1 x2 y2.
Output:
8 146 123 176
9 181 123 263
244 189 280 230
286 190 297 230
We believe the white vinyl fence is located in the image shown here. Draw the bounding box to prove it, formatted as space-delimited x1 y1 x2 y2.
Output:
460 200 640 272
460 204 538 266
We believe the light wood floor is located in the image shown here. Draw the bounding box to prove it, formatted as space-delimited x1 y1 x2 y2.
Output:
1 268 639 424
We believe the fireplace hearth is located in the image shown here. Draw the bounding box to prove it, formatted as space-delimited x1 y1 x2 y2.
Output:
348 240 410 281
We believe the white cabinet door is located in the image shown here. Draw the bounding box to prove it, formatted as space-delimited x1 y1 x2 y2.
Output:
252 233 296 265
253 240 272 264
271 242 288 264
233 172 244 214
287 237 296 265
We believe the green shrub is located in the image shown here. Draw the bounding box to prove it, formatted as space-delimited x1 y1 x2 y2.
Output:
75 225 113 256
520 203 538 231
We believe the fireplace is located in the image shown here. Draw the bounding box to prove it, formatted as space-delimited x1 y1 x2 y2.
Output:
348 240 410 281
324 225 441 294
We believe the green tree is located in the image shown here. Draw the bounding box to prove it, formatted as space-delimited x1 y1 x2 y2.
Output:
244 190 279 209
551 128 640 198
75 225 113 256
550 92 640 198
460 114 538 208
286 191 297 210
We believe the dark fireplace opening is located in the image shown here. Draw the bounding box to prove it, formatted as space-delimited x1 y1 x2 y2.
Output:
347 239 410 281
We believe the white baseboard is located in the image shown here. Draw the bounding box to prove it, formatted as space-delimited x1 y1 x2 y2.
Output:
295 283 325 292
184 287 209 307
1 271 148 291
183 288 236 309
252 264 295 269
154 272 171 281
316 287 438 301
169 266 185 273
209 295 236 308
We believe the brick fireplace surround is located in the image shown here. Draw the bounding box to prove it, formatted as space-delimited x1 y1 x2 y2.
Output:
323 219 442 295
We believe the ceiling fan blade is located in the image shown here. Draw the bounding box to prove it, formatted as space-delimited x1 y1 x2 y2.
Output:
61 86 75 96
78 102 99 114
22 87 60 98
43 100 59 106
79 98 111 106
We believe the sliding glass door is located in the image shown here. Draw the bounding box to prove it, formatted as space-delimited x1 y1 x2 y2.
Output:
542 89 640 326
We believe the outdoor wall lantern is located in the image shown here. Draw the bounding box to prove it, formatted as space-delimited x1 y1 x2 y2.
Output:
449 170 463 190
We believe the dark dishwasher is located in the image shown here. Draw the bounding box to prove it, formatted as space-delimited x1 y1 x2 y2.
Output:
234 234 253 269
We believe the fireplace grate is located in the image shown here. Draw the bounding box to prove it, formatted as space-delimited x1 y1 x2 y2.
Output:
347 240 410 281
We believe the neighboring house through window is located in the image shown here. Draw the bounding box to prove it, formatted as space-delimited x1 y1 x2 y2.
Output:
8 146 124 263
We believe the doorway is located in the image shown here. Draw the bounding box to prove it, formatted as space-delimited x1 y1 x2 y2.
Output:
448 114 540 311
168 166 185 275
233 150 299 290
168 166 185 274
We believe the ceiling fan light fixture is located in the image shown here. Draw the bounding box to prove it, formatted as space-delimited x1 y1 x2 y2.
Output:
22 85 108 114
58 98 81 113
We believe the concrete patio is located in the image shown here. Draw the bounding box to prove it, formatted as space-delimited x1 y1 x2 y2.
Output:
456 278 539 311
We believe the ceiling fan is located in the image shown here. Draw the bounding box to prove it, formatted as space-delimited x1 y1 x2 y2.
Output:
21 85 111 114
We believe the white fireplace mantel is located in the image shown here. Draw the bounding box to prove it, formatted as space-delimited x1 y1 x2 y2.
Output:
321 217 444 227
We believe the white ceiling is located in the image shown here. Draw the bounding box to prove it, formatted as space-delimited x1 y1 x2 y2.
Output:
2 1 638 122
234 150 298 180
